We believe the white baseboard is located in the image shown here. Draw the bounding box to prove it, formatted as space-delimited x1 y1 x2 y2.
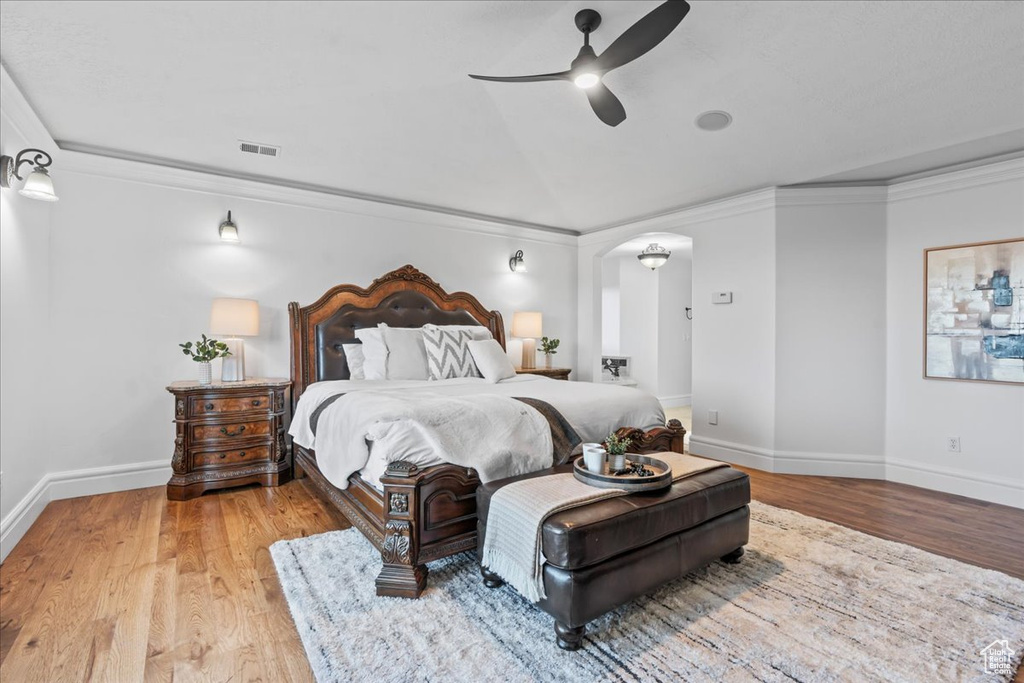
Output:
886 458 1024 510
0 459 170 562
687 435 775 471
689 436 889 480
0 476 51 562
658 394 692 409
773 449 885 479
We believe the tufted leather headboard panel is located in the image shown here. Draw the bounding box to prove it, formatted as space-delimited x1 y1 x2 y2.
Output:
315 290 485 382
289 265 506 407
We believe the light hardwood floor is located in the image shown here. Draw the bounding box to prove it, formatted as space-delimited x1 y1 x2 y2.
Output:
1 473 1022 682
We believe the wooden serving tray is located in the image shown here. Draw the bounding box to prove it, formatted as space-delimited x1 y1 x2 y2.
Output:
573 454 673 492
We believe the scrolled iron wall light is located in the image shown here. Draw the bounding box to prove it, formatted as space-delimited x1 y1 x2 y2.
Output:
0 148 59 201
509 249 527 273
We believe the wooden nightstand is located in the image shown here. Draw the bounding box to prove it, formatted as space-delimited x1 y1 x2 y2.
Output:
166 378 291 501
517 367 572 381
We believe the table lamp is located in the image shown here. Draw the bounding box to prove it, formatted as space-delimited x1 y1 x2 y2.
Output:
210 298 259 381
511 311 542 370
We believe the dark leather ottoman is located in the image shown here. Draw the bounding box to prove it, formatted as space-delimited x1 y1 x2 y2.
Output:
476 461 750 650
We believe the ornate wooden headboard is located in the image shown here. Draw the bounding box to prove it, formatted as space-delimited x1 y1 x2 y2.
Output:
288 265 506 404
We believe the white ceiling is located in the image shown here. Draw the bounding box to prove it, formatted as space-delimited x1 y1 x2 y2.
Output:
2 1 1022 233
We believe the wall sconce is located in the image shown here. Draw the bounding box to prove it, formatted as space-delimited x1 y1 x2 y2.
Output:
509 249 527 273
0 148 59 201
219 210 240 243
637 243 670 270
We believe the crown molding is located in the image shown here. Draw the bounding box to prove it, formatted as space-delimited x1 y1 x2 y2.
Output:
775 185 888 207
0 63 57 154
887 156 1024 202
579 188 777 247
57 146 579 247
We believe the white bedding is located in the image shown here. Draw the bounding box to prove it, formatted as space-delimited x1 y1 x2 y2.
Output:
289 375 666 490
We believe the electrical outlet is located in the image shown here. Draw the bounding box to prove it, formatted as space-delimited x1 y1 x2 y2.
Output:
708 410 719 426
947 437 961 453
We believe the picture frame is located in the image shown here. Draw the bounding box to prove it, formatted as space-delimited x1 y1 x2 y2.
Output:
923 237 1024 385
601 355 631 381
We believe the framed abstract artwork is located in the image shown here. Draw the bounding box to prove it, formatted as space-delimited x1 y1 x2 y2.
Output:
924 238 1024 384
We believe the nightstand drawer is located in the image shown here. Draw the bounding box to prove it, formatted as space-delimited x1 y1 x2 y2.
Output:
189 393 272 417
191 419 272 442
193 445 271 469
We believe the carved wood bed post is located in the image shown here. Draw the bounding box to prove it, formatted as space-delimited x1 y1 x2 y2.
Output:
615 419 687 454
377 461 428 598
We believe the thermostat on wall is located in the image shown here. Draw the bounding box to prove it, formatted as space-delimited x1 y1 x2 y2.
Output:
712 291 733 304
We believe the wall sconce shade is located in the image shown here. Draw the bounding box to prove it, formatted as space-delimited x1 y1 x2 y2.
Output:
219 210 240 243
511 311 542 370
638 243 671 270
1 148 58 201
509 249 527 273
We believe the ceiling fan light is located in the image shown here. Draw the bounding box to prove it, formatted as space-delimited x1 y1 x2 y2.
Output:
574 72 600 89
638 243 671 270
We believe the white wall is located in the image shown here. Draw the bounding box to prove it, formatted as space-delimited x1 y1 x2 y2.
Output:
578 191 779 463
656 250 692 403
773 191 888 475
0 96 53 524
618 258 660 394
885 164 1024 506
43 154 578 480
601 259 620 355
0 68 60 559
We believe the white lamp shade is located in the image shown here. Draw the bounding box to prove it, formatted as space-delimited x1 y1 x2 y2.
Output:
18 168 58 201
511 311 543 338
210 298 259 336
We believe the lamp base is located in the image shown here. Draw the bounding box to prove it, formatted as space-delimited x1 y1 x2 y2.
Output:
521 338 537 370
221 338 246 381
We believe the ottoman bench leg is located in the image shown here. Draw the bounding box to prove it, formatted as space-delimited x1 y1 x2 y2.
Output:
721 546 745 564
481 566 505 589
554 622 586 651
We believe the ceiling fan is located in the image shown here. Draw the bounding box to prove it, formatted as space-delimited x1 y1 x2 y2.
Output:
469 1 691 127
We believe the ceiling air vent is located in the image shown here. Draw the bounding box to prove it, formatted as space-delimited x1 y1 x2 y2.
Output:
238 140 281 158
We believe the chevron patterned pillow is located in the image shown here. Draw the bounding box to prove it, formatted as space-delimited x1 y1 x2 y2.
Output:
422 327 482 380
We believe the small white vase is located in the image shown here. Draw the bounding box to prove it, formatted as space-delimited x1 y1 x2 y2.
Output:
609 453 626 471
544 354 553 369
197 361 212 386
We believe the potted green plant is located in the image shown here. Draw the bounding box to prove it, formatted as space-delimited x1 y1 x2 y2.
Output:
540 336 560 369
605 433 632 472
179 334 231 385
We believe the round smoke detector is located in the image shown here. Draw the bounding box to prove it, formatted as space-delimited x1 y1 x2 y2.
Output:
695 110 733 131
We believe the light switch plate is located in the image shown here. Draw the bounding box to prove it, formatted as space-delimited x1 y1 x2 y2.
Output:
712 291 733 304
708 410 719 425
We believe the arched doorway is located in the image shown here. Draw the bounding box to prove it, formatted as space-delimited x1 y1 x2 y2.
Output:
598 232 693 437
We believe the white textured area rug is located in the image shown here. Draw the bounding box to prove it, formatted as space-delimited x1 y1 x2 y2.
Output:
270 502 1024 683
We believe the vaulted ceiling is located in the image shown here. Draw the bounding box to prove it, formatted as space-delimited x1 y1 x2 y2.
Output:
2 1 1022 233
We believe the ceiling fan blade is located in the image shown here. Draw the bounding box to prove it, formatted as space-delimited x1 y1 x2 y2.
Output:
468 71 571 83
594 0 690 73
586 83 627 127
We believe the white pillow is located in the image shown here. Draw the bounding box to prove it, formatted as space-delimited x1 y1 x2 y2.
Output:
379 324 429 380
467 339 517 383
354 327 387 380
423 323 491 341
342 343 366 380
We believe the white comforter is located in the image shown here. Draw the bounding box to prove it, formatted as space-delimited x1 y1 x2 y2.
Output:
289 375 665 490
